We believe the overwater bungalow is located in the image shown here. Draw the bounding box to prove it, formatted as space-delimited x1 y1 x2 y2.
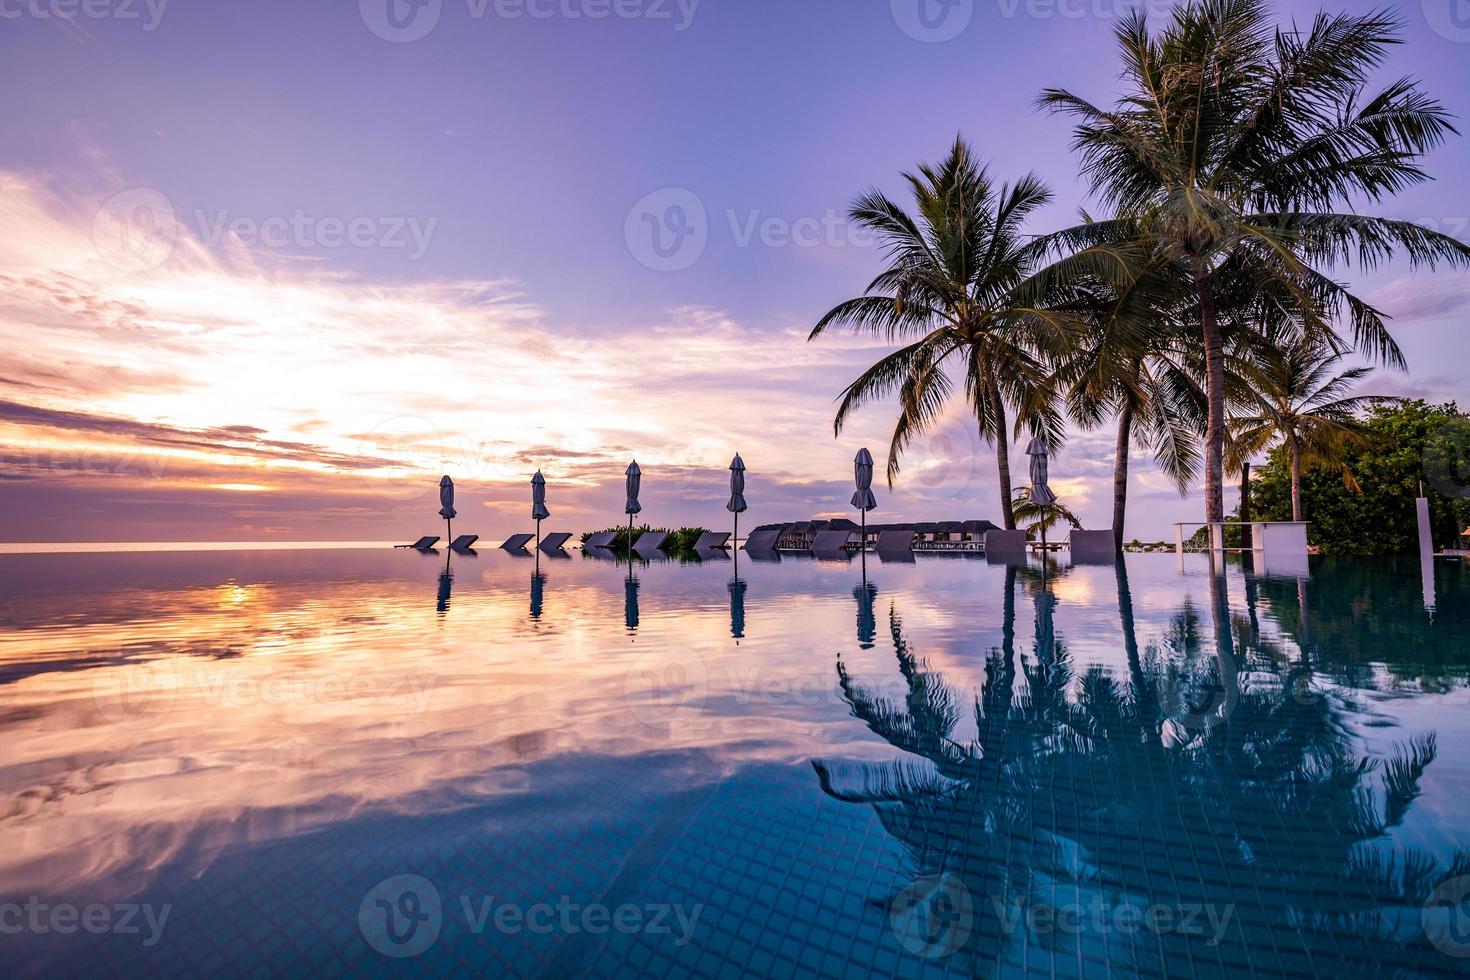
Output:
752 518 998 553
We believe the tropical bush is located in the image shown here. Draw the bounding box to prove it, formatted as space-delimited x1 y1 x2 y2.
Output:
1248 401 1470 554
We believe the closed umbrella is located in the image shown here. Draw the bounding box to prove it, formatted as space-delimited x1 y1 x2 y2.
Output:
624 460 642 552
851 448 877 554
438 475 457 544
1026 436 1056 550
531 470 550 549
727 454 747 549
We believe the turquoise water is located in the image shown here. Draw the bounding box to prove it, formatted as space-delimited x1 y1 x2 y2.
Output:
2 547 1468 977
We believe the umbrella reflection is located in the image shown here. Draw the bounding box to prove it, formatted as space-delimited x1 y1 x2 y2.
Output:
624 574 640 633
853 578 877 650
729 578 747 641
436 552 453 613
530 572 545 620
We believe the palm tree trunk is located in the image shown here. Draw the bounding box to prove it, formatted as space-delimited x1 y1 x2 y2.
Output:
1290 441 1303 522
1238 461 1252 550
1112 399 1134 552
990 382 1016 530
1197 271 1226 529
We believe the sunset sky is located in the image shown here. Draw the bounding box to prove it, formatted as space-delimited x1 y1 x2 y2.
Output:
1 0 1467 542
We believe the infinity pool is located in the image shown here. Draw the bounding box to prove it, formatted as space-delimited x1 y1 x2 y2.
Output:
2 546 1468 977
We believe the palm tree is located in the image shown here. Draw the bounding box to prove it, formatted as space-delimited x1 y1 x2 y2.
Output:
1062 255 1206 549
1040 0 1470 531
1011 486 1082 548
1231 339 1389 521
809 137 1137 530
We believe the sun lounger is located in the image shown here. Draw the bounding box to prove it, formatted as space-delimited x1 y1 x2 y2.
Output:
812 528 855 557
1067 529 1116 563
538 532 572 553
584 532 617 549
633 531 668 557
742 527 781 552
449 534 479 552
581 545 617 560
876 529 915 555
501 533 534 551
694 531 730 549
395 536 440 550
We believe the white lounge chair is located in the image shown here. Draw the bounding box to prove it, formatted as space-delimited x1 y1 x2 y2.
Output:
501 534 534 551
395 536 440 551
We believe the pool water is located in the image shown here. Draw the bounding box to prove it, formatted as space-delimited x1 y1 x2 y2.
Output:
2 547 1468 978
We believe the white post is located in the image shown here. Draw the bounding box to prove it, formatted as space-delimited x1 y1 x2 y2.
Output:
1418 497 1436 615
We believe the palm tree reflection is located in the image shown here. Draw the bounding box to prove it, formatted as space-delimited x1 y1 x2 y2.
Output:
813 561 1461 974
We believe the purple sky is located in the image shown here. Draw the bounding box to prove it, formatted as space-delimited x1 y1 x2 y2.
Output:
1 0 1467 542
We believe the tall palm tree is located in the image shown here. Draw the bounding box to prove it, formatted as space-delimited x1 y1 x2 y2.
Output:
1231 340 1389 521
809 137 1137 530
1040 0 1470 530
1062 255 1205 549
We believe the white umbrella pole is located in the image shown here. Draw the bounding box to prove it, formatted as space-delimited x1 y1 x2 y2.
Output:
536 517 541 550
